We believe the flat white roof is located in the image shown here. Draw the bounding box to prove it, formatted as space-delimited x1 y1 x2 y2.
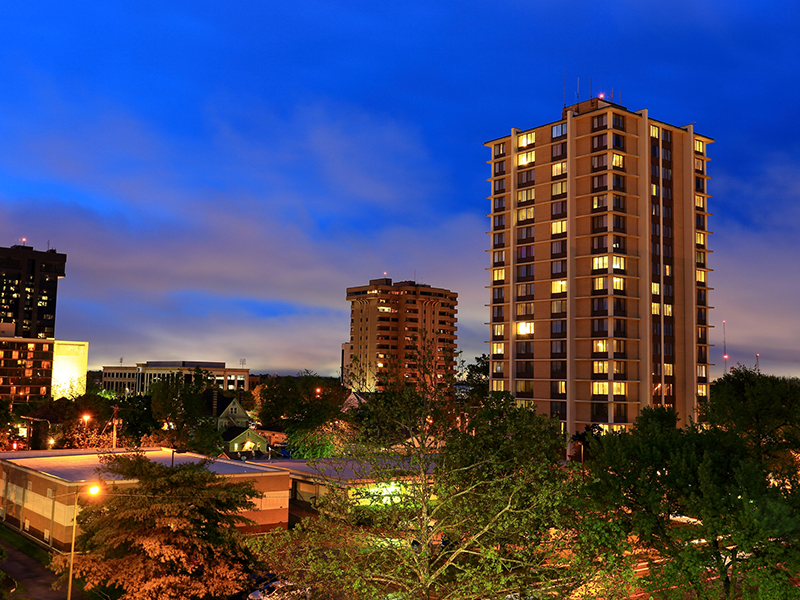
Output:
0 447 285 483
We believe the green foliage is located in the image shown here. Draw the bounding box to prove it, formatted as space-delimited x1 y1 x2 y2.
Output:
257 370 347 430
588 407 800 600
704 365 800 475
253 391 628 600
50 452 262 600
147 367 222 454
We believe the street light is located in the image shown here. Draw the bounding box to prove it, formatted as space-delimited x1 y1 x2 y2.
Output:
67 484 101 600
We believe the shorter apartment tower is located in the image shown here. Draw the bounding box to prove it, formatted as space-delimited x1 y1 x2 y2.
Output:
345 278 458 392
0 244 66 339
486 98 712 432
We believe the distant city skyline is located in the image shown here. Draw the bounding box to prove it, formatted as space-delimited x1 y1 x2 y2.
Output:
1 2 799 377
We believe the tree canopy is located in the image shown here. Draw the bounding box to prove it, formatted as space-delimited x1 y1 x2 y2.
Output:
50 452 262 600
703 365 800 476
252 390 627 600
588 406 800 600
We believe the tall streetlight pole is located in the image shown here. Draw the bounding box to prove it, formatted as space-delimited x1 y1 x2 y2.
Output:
67 484 101 600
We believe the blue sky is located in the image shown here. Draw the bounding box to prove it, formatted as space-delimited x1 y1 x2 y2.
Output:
1 1 799 377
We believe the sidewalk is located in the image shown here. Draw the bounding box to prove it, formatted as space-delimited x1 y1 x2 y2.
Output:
0 539 88 600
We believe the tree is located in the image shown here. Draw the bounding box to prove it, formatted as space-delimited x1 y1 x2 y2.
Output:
50 452 262 600
588 407 800 600
257 371 349 457
252 383 627 600
459 353 489 402
703 365 800 476
147 368 221 454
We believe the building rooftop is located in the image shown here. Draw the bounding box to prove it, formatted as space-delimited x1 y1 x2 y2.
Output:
0 447 285 483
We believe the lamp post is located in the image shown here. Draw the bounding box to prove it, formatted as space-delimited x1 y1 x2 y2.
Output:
81 415 91 448
170 448 187 467
67 484 101 600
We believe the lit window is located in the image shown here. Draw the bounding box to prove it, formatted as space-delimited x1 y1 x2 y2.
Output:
492 343 505 355
651 183 659 196
552 123 567 138
593 339 608 353
612 256 626 271
551 181 567 196
518 132 535 147
551 161 567 177
494 142 506 157
516 302 534 316
664 363 674 376
493 268 505 282
697 384 708 397
612 153 624 169
518 151 535 166
695 194 705 209
551 300 566 314
517 283 533 298
552 280 567 294
612 382 627 396
493 324 504 336
593 361 609 374
694 139 705 154
516 322 534 336
664 265 672 276
518 189 535 203
652 302 660 315
612 277 625 291
652 282 660 295
696 232 706 246
551 220 567 235
696 270 706 284
593 276 608 291
592 256 608 271
556 380 566 394
592 194 607 210
517 207 535 222
664 304 673 316
697 365 707 378
650 125 659 138
491 380 505 391
592 381 608 395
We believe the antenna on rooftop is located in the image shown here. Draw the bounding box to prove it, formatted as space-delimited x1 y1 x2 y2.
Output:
576 77 579 103
590 77 593 99
722 320 728 372
240 358 246 369
120 357 123 366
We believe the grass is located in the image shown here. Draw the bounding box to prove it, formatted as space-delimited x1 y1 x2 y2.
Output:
0 525 51 566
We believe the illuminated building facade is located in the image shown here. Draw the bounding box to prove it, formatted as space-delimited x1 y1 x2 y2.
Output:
0 338 87 406
345 278 458 392
486 98 712 431
101 360 250 396
0 244 66 339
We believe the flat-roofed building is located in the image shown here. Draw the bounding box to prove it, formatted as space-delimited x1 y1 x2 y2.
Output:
344 278 458 392
0 244 66 339
0 447 290 551
102 360 250 396
0 337 88 406
486 97 712 431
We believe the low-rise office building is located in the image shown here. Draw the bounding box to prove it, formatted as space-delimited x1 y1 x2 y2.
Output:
0 447 290 550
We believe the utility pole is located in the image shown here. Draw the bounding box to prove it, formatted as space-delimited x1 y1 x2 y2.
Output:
111 405 120 449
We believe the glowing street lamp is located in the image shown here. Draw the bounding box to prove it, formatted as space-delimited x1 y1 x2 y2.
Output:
67 484 101 600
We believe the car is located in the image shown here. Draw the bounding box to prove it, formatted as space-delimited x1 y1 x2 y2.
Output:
247 580 311 600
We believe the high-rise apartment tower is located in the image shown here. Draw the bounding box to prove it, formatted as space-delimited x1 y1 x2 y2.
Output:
0 244 66 339
486 98 712 431
345 278 458 392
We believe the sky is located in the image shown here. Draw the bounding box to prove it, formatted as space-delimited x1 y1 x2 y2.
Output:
1 1 799 378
